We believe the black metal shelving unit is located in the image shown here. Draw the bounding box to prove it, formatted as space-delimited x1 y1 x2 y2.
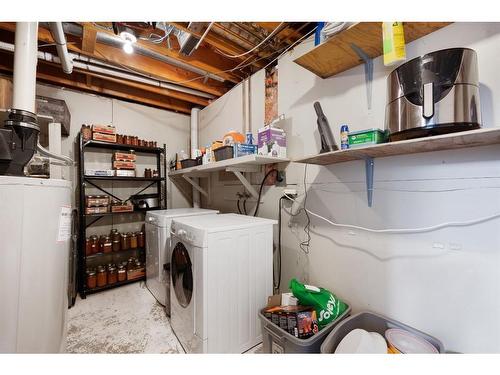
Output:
77 133 167 298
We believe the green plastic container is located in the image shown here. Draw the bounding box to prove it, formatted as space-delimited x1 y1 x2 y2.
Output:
348 128 387 148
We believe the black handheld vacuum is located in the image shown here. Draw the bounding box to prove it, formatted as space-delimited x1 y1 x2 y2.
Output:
313 101 338 153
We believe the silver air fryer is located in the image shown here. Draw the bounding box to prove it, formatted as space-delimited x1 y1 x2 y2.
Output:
385 48 481 141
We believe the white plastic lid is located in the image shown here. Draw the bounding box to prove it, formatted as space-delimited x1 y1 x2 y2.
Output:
385 328 438 354
335 329 388 354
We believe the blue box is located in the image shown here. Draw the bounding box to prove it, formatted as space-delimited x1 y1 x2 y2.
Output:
234 143 257 157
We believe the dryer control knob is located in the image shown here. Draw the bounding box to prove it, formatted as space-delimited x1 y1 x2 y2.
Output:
178 229 187 237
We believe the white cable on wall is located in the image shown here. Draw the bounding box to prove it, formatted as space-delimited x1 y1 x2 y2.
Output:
283 193 500 234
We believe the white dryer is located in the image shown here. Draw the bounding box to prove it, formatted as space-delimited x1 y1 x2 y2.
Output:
145 208 218 313
170 214 276 353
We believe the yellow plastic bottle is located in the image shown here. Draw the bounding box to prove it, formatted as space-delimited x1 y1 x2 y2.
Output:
382 22 406 66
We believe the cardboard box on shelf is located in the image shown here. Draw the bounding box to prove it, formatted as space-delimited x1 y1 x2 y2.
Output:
92 124 116 135
112 160 136 170
113 152 137 162
257 125 287 158
93 132 116 143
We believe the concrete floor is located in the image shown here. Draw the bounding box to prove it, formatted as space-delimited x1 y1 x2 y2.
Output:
66 281 263 354
66 282 184 353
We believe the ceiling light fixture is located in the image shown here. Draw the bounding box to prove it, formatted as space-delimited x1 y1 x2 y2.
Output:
119 31 137 55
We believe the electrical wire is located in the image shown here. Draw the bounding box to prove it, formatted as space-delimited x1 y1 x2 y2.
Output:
243 198 248 215
237 198 242 214
275 196 285 291
283 192 500 234
253 169 279 217
215 22 285 59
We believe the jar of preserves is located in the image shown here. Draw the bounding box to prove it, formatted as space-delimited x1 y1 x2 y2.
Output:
144 168 152 178
85 237 92 256
90 235 99 254
117 264 127 282
152 170 159 178
102 236 112 253
117 134 124 144
120 233 129 250
107 264 118 284
126 257 135 271
129 232 137 249
132 136 138 146
137 231 145 248
96 265 107 287
81 125 92 141
86 268 97 289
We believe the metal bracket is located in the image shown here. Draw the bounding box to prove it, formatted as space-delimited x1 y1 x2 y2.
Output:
183 175 209 198
365 157 374 207
351 43 373 110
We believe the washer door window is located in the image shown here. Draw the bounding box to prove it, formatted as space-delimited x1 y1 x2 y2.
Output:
171 241 193 308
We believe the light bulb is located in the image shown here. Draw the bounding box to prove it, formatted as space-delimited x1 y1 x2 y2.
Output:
123 41 134 54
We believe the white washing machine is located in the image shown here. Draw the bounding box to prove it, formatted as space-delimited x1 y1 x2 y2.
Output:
170 213 276 353
145 208 218 313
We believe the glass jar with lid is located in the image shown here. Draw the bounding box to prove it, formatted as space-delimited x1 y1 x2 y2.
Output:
129 232 138 249
90 235 99 254
117 264 127 282
107 264 118 284
136 231 145 248
96 265 107 287
101 236 112 253
121 233 129 250
85 238 92 256
86 268 97 289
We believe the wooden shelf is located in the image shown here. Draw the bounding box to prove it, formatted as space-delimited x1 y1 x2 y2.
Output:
168 154 289 176
85 276 145 295
295 128 500 207
84 175 162 182
86 247 145 260
295 128 500 165
294 22 451 79
84 207 162 218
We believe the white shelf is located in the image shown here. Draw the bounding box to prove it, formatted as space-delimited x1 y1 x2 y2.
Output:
168 154 289 203
169 155 289 176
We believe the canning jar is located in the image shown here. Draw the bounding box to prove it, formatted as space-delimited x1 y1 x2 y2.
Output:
81 125 92 141
96 265 107 287
121 233 129 250
85 238 92 256
129 232 137 249
117 134 124 144
102 236 112 253
144 168 152 178
107 264 118 284
86 268 97 289
137 231 145 248
117 264 127 282
90 235 99 254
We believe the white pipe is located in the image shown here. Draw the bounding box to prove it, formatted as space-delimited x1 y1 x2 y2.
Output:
12 22 38 113
191 107 200 208
0 41 215 100
193 22 214 51
49 22 73 74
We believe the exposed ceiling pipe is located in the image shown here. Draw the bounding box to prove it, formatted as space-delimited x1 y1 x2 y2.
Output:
48 22 73 74
12 22 38 113
0 41 215 100
52 23 226 83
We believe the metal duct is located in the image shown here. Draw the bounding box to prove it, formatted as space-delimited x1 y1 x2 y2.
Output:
0 41 215 100
48 22 73 74
55 23 226 83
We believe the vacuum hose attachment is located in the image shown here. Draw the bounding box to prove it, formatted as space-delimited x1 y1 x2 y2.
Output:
36 142 74 166
314 101 338 153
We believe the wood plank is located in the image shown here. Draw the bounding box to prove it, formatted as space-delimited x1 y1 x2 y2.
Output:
0 51 193 114
294 128 500 165
294 22 452 79
79 22 243 84
0 22 227 97
81 25 97 54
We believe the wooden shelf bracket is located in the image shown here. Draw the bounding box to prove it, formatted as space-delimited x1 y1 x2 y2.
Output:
183 175 209 198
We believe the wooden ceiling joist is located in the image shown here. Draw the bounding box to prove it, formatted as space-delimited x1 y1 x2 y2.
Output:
0 22 227 98
0 50 193 114
81 25 97 54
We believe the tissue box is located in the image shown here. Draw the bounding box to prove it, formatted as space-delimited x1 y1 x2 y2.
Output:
233 143 257 157
258 125 286 158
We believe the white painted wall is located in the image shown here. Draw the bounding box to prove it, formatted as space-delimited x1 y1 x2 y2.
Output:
35 83 191 236
197 23 500 353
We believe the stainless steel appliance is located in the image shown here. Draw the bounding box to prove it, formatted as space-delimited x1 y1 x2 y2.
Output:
385 48 481 141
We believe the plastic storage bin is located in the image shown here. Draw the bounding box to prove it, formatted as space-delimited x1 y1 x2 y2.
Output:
180 159 197 168
320 311 445 353
348 128 387 148
259 303 351 354
214 145 234 161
